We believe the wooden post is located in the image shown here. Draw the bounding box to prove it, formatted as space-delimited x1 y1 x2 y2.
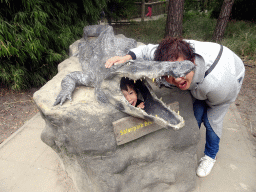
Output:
141 0 145 22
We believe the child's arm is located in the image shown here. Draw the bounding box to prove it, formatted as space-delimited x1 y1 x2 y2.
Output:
137 102 145 109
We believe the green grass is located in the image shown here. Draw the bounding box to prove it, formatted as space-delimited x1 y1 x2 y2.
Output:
223 20 256 60
114 11 256 60
113 19 166 44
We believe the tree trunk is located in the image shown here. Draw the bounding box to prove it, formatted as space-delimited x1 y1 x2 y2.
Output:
165 0 185 38
212 0 235 42
141 0 145 22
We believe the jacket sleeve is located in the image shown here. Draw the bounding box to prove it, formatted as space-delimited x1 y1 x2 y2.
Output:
129 44 158 61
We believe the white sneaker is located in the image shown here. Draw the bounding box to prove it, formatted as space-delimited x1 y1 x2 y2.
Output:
196 155 216 177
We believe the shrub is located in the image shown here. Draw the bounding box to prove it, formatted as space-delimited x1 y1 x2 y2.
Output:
0 0 104 90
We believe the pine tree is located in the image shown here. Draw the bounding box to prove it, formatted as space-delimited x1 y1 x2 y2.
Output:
212 0 235 42
165 0 185 38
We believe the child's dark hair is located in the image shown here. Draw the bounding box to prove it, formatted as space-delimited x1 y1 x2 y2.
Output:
120 77 138 93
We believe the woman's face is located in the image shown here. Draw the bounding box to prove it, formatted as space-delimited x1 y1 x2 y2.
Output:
164 56 195 90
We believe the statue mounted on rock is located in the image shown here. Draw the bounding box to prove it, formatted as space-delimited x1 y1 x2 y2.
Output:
34 25 199 192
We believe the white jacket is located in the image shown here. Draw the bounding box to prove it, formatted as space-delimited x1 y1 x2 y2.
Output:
130 40 245 137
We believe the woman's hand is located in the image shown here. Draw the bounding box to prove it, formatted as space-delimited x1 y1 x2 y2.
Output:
105 55 132 68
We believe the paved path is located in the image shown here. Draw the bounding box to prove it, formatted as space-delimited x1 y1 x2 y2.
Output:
193 103 256 192
0 103 255 192
0 114 76 192
99 14 166 25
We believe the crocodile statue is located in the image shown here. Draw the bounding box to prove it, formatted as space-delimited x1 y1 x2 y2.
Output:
53 25 196 130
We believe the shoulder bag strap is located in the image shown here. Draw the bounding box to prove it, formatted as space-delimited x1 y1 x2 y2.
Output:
204 45 223 78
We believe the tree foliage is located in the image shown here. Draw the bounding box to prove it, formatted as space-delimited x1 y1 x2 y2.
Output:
230 0 256 21
0 0 106 90
0 0 139 90
210 0 256 22
104 0 138 22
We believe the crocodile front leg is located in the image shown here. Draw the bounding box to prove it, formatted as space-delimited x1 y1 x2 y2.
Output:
53 71 94 106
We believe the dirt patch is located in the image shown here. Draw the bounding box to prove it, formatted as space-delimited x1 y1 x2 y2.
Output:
0 60 256 149
0 86 39 144
235 59 256 145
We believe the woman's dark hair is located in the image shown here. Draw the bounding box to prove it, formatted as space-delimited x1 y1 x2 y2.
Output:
120 77 138 93
154 37 195 62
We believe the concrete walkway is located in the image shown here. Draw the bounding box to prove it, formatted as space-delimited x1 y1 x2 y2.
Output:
0 103 256 192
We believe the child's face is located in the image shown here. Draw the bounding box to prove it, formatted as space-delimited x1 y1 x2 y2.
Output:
122 86 138 107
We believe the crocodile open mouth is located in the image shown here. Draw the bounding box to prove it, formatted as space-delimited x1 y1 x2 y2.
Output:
120 77 180 125
99 59 195 130
101 74 187 130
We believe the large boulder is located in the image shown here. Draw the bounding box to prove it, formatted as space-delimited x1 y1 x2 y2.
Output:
33 37 200 192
